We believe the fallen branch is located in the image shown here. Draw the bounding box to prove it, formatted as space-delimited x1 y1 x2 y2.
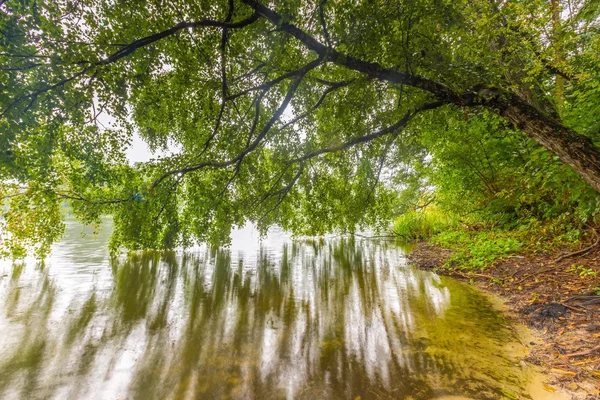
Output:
352 233 397 239
564 344 600 358
565 295 600 303
554 228 600 263
451 270 497 281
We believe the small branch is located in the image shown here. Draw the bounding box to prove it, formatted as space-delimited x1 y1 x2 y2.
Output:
151 175 182 228
564 345 600 358
364 133 396 205
542 59 575 81
277 79 353 131
555 228 600 263
0 63 44 71
352 233 397 239
286 100 446 165
1 70 87 118
226 60 325 102
199 0 235 155
151 57 321 189
241 0 453 99
257 165 292 203
56 191 132 205
318 0 332 47
259 162 304 221
231 61 267 83
216 113 258 198
1 12 260 120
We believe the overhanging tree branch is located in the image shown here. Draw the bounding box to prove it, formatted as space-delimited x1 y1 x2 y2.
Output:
199 0 236 156
318 0 332 48
1 12 261 120
241 0 454 100
277 79 354 132
254 100 446 217
225 60 325 102
259 161 304 222
242 0 600 193
150 57 323 189
364 133 396 206
286 100 446 165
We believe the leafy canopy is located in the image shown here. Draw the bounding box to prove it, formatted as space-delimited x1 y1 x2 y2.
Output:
1 0 599 256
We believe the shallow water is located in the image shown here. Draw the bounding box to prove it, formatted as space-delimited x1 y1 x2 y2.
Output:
0 219 544 399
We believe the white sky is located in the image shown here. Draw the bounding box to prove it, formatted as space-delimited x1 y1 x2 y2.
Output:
97 108 167 165
125 132 155 164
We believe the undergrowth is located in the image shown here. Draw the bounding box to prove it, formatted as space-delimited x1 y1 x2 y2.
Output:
393 209 591 270
392 208 458 240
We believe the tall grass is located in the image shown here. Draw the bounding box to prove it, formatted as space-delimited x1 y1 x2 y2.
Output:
394 208 592 270
392 208 458 240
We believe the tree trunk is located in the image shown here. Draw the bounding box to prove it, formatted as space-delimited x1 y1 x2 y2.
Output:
490 94 600 192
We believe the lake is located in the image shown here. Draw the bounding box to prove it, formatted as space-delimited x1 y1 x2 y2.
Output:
0 218 554 399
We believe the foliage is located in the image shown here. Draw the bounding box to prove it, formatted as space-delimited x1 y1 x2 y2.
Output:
419 217 591 270
392 208 457 240
1 0 600 257
566 264 598 278
432 229 523 270
395 110 600 229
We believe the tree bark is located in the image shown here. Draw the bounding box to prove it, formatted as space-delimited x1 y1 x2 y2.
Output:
489 93 600 192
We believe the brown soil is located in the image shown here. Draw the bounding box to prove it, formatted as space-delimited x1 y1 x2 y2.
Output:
408 242 600 398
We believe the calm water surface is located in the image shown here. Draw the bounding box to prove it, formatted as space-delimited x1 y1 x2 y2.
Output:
0 219 539 399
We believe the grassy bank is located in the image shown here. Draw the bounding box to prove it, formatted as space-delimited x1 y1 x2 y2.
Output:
392 208 596 271
398 209 600 394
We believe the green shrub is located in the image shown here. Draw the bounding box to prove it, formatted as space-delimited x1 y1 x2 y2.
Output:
432 230 523 270
392 208 457 240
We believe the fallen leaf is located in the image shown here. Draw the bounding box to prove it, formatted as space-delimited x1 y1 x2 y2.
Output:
550 368 577 377
543 383 556 392
500 388 518 399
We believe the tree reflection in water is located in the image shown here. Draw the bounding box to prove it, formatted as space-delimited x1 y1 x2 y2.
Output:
0 231 531 400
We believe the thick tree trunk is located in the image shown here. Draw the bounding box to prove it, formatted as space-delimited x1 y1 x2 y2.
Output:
490 94 600 192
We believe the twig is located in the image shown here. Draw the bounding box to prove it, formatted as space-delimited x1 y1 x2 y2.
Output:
564 344 600 358
352 233 397 239
555 228 600 263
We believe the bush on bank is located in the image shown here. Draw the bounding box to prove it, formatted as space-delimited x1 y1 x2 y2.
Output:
392 208 594 270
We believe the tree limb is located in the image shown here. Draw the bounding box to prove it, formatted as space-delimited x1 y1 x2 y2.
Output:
555 228 600 263
226 60 325 102
241 0 455 100
199 0 236 155
1 12 260 120
256 101 444 218
286 100 446 165
259 162 304 221
318 0 332 48
364 133 396 206
150 57 322 189
277 79 353 132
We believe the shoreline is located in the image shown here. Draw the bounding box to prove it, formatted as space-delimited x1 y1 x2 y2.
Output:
407 241 600 398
